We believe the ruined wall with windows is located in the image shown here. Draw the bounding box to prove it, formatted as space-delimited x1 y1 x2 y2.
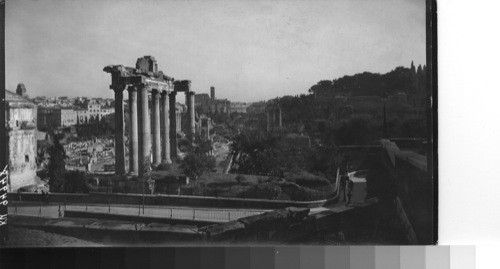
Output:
5 89 37 191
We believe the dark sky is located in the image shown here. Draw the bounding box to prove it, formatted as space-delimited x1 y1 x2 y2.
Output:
6 0 426 102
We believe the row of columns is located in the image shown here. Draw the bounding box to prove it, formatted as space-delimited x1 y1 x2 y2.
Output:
113 85 173 176
113 84 196 176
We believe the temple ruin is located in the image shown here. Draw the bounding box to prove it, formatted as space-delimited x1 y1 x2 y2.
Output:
104 56 196 176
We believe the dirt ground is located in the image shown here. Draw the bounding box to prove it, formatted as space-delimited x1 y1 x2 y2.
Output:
4 227 104 247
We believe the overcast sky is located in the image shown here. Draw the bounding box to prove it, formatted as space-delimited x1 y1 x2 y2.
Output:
6 0 426 102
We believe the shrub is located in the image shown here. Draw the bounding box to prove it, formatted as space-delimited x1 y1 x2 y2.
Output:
235 174 246 184
62 171 89 194
156 163 171 171
241 183 281 200
181 153 216 179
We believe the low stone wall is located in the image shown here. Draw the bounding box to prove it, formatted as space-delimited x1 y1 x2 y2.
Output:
8 192 332 209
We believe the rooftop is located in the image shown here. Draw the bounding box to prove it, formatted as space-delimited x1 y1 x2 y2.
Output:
5 90 35 107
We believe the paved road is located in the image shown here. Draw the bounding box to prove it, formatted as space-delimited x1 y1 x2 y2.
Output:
8 202 268 223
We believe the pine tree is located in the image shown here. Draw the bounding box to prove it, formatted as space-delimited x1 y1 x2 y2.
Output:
47 134 67 192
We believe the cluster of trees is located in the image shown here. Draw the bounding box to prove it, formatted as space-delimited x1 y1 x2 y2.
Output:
180 153 216 179
308 62 428 97
47 136 89 193
230 130 341 180
179 136 217 180
259 63 429 143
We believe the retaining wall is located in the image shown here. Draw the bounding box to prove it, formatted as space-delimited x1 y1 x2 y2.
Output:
8 192 333 209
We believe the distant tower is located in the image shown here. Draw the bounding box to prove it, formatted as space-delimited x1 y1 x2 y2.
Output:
210 86 215 101
16 83 27 97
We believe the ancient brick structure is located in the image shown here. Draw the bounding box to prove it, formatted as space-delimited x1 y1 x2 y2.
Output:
5 89 37 191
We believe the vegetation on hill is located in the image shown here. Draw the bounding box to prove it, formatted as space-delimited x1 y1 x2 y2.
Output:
308 62 427 97
230 129 341 181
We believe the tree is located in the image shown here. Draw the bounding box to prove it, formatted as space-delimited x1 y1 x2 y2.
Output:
181 153 216 180
308 80 334 95
195 138 213 155
334 117 381 145
141 159 152 181
47 135 67 192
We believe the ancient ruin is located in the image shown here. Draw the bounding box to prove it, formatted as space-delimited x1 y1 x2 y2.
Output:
104 56 196 176
5 87 37 191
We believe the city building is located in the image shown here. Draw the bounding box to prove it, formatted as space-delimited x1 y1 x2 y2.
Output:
210 99 230 114
229 102 249 114
37 106 78 129
5 89 38 191
246 101 267 114
100 106 115 116
194 86 231 114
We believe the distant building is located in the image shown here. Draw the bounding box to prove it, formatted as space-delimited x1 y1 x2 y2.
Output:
5 89 38 191
229 102 249 114
37 107 78 129
210 86 215 101
210 99 230 114
247 101 267 114
100 106 114 116
86 100 101 120
194 93 211 114
76 108 90 125
193 86 231 114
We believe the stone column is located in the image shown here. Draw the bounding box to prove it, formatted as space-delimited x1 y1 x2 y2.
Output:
177 111 181 133
113 86 126 175
186 91 196 143
169 92 178 159
128 86 139 175
185 91 191 141
160 91 171 164
151 89 161 166
137 84 151 176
